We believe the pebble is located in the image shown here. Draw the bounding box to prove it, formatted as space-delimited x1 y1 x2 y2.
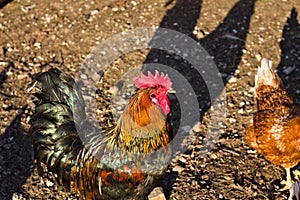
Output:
90 10 99 15
192 122 201 132
283 66 295 75
239 101 245 107
17 74 27 79
12 193 25 200
237 108 244 114
46 180 54 187
178 157 187 163
247 150 256 154
108 86 118 95
227 76 237 83
181 125 191 132
112 7 119 12
173 165 185 173
0 61 9 66
174 55 182 61
21 4 36 12
210 153 217 159
148 187 166 200
228 118 236 123
131 1 137 6
228 103 235 108
6 71 14 76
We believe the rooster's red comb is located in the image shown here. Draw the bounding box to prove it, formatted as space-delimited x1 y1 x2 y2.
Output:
134 70 172 89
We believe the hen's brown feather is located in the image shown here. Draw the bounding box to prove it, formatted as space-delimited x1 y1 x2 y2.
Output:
246 58 300 177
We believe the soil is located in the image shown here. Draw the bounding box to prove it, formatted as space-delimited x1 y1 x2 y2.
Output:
0 0 300 199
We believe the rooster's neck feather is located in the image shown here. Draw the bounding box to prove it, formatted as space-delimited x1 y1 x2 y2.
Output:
107 88 171 154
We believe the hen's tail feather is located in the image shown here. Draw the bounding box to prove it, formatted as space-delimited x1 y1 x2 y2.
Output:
255 58 283 89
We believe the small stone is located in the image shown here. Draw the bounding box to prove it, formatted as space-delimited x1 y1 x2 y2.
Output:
80 73 88 80
228 118 236 123
108 86 118 95
238 108 244 114
112 7 119 12
148 187 166 200
91 9 99 15
12 193 24 200
131 1 137 6
227 76 237 83
239 101 245 107
178 157 187 163
17 74 27 79
210 153 217 159
192 122 202 132
46 180 54 187
283 66 295 75
224 176 232 180
173 165 184 173
174 55 182 60
247 150 256 154
181 125 191 132
228 103 235 108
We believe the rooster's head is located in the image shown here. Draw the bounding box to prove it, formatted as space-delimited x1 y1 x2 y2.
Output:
134 70 174 115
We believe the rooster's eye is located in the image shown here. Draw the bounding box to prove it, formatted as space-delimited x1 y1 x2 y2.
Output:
150 93 156 98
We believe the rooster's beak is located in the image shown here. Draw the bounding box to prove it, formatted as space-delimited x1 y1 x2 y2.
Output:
168 88 176 94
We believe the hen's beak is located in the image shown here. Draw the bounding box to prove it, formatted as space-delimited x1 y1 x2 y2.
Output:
168 88 176 94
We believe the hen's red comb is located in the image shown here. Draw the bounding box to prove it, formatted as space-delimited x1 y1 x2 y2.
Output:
134 70 172 89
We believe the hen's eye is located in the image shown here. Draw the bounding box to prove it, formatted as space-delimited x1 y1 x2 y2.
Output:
150 93 156 98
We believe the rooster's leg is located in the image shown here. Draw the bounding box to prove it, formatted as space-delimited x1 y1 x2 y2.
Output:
280 168 293 191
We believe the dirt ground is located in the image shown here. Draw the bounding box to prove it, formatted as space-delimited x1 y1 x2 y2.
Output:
0 0 300 199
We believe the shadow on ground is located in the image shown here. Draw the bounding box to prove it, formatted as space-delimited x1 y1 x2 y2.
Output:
0 106 33 200
142 0 256 198
277 8 300 99
0 0 13 9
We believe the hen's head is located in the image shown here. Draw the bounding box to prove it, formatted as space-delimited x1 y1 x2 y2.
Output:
134 70 173 115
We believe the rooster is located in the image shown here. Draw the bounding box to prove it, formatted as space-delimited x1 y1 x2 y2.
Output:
246 58 300 191
28 68 174 200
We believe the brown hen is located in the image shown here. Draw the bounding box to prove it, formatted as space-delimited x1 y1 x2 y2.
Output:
246 58 300 190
